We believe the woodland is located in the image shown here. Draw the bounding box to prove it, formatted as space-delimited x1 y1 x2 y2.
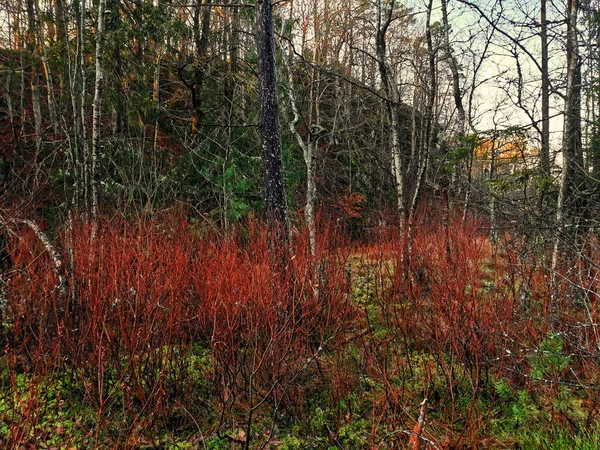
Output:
1 0 600 448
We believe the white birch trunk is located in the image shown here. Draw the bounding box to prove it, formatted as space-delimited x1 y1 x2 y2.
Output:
91 0 107 219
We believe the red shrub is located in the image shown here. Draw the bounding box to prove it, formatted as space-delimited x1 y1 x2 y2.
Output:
4 204 598 448
2 212 361 447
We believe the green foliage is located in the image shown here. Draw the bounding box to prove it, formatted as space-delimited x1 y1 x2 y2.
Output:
278 435 305 450
169 138 262 221
490 341 592 449
536 174 554 192
338 419 370 449
510 390 539 426
164 441 195 450
204 436 229 449
515 427 600 450
530 333 572 379
493 377 513 400
447 133 479 171
309 407 328 434
282 139 306 211
0 370 96 446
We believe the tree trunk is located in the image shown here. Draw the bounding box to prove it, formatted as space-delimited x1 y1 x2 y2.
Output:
80 0 91 216
555 0 582 245
489 141 498 243
441 0 465 137
19 50 26 150
231 4 240 74
540 0 550 176
90 0 107 219
552 0 582 323
112 30 125 134
191 0 212 139
26 0 42 154
55 0 67 96
376 0 405 228
35 0 59 136
410 0 436 220
281 35 317 256
68 0 83 211
4 20 20 169
256 0 289 256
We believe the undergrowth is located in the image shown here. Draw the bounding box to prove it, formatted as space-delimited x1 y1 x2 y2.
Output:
0 208 599 448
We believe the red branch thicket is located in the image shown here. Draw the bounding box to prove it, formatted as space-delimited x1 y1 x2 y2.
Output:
1 207 599 448
1 213 360 447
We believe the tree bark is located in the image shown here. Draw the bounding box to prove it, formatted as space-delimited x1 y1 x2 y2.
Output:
376 0 405 228
256 0 289 256
540 0 550 176
555 0 582 243
489 140 498 243
441 0 465 137
191 0 212 139
26 0 42 154
410 0 436 220
80 0 90 216
552 0 582 323
90 0 107 219
4 20 20 170
281 33 317 256
35 0 59 136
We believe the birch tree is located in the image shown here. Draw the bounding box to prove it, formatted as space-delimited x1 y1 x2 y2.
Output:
376 0 406 227
90 0 108 219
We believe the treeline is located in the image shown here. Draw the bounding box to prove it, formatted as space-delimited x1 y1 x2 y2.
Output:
0 0 596 238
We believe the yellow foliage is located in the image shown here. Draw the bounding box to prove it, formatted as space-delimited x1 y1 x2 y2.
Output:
475 136 537 161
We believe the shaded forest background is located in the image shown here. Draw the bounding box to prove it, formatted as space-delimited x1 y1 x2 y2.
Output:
5 0 597 229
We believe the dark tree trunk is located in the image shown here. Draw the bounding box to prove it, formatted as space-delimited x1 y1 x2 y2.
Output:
256 0 289 254
191 0 211 138
55 0 67 94
556 0 582 236
26 0 42 153
551 0 581 325
540 0 550 176
441 0 465 137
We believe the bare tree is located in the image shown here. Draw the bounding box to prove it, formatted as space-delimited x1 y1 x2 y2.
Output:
91 0 108 219
79 0 90 216
409 0 437 221
376 0 406 227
